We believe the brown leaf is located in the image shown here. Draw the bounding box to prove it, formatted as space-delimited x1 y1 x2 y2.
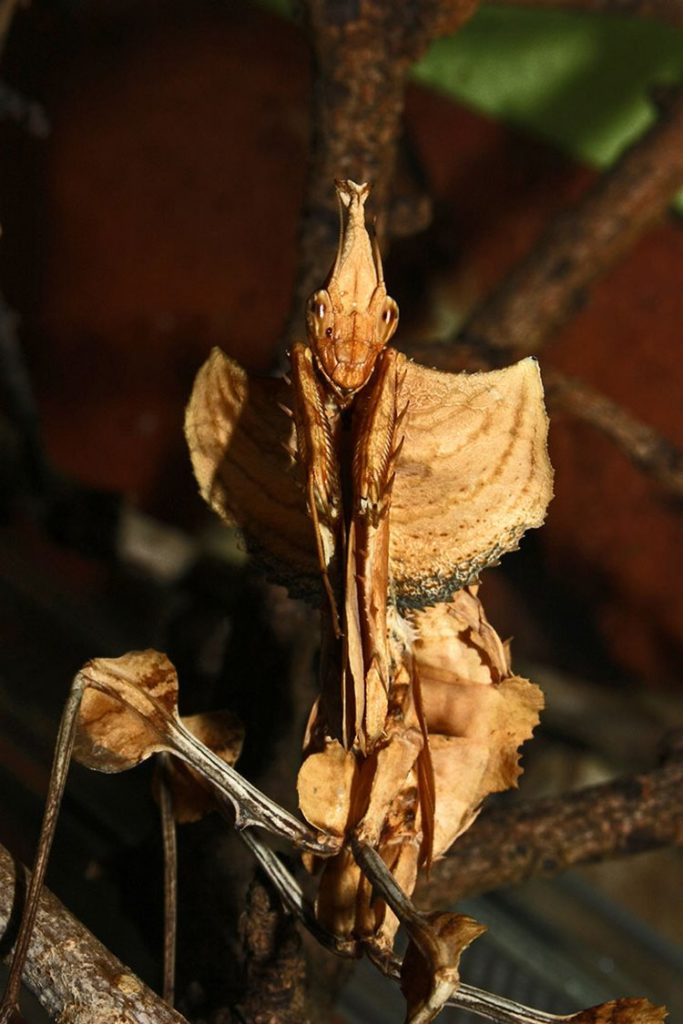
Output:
159 710 244 823
74 651 180 772
400 911 486 1024
568 999 668 1023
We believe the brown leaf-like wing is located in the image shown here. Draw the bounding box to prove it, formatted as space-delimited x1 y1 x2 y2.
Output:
390 357 553 607
185 348 319 599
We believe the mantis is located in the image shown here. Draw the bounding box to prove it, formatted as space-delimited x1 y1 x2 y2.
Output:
0 181 665 1024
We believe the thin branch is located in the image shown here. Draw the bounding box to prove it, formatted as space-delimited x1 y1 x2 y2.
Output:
454 84 683 362
544 368 683 499
0 842 189 1024
416 740 683 906
486 0 683 26
157 756 178 1007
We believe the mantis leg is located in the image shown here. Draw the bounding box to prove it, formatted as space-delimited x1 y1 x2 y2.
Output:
289 342 343 637
350 348 407 746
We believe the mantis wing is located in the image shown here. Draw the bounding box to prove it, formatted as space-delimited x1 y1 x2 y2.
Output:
185 347 321 600
185 349 553 609
390 356 553 608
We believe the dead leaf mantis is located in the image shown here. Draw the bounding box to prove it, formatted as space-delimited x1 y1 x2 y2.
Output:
0 181 666 1024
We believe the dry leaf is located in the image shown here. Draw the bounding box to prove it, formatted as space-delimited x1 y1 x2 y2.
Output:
72 649 332 852
297 739 358 837
400 911 486 1024
184 349 318 599
567 999 668 1023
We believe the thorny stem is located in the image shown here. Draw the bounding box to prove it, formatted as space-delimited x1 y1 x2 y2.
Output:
350 835 450 976
240 829 356 959
158 755 178 1007
455 84 683 361
165 715 337 855
488 0 683 25
238 833 607 1024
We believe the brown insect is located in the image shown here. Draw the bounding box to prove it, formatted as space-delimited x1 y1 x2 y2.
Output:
1 181 659 1024
185 179 555 1016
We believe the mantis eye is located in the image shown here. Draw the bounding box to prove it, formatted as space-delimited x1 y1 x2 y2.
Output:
308 291 328 318
378 296 399 343
306 289 335 345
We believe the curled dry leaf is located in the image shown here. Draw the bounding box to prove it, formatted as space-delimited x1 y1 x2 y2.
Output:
185 350 553 609
400 911 487 1024
567 999 668 1023
157 710 244 823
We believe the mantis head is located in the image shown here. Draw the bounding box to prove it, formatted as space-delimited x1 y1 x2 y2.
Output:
306 180 399 404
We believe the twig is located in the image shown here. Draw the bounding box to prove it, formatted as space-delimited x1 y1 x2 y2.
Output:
0 842 190 1024
416 739 683 906
282 0 479 361
453 84 683 361
157 755 178 1007
544 368 683 499
486 0 683 26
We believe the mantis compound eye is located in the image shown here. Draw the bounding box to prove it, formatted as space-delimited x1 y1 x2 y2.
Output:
378 296 399 344
306 289 335 345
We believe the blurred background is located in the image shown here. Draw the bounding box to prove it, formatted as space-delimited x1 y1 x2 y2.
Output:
0 1 681 1021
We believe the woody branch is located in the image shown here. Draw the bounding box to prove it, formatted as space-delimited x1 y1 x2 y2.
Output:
0 843 190 1024
417 737 683 907
454 83 683 362
284 0 479 354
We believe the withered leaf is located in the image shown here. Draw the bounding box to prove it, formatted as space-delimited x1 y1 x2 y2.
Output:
567 999 667 1023
74 651 180 772
185 350 553 609
400 911 486 1024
